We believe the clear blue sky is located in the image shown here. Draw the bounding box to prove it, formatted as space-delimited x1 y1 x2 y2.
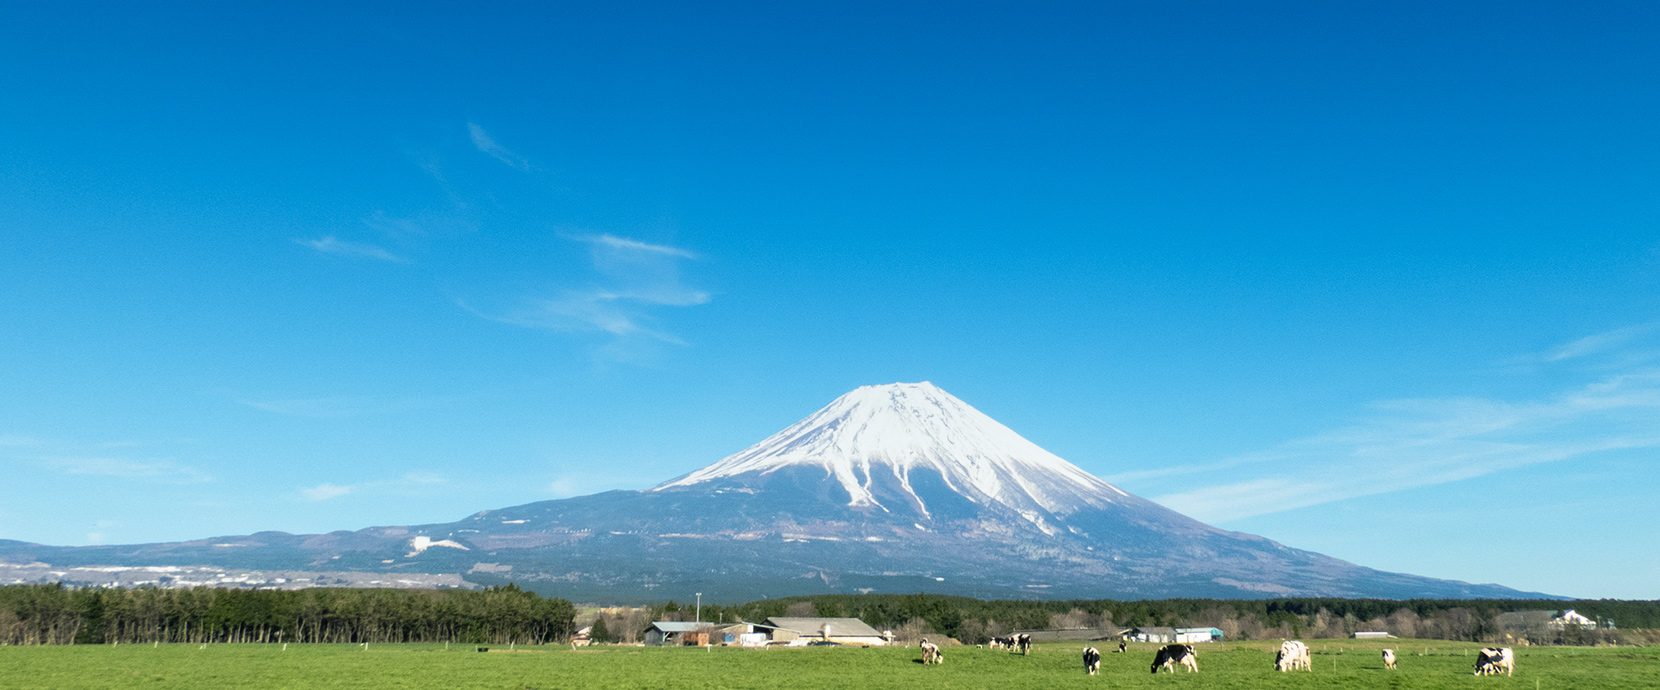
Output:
2 1 1657 598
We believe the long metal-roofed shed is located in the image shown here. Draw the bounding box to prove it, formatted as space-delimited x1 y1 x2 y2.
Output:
644 621 714 646
1127 626 1178 643
761 617 890 646
1173 627 1223 643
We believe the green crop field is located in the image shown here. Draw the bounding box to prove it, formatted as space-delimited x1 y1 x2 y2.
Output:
1 639 1655 690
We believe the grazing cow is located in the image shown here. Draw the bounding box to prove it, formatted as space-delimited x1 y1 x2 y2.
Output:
1083 646 1102 675
1475 647 1514 677
1151 644 1197 673
988 636 1006 650
1117 640 1128 653
1015 633 1033 656
1275 641 1311 672
920 639 944 665
1382 648 1397 670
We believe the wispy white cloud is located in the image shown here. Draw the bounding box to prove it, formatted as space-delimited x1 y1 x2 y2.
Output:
402 471 446 485
362 209 477 239
46 457 213 483
297 473 449 502
1546 322 1660 362
545 471 651 498
582 233 699 259
238 395 443 419
1 435 213 484
464 233 709 350
300 483 354 501
467 123 531 172
296 236 409 263
1141 327 1660 523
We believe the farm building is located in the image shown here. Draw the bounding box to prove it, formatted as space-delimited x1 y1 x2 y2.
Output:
1551 610 1601 629
1174 627 1224 643
1127 626 1178 643
711 623 769 646
761 617 890 646
1353 631 1395 639
1497 609 1612 633
644 622 715 646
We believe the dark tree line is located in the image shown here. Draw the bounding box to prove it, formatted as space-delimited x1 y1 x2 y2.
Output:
0 583 575 646
12 582 1652 647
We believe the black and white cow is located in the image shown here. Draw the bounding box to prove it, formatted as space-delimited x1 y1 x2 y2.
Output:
1015 633 1033 656
1475 647 1514 677
1083 646 1102 675
920 639 944 665
1382 648 1397 670
1151 644 1197 673
1275 640 1311 672
1116 640 1128 653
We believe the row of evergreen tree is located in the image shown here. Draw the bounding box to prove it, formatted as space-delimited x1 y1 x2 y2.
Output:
0 583 575 646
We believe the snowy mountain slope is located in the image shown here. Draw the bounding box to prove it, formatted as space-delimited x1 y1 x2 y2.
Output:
654 382 1130 522
0 382 1556 601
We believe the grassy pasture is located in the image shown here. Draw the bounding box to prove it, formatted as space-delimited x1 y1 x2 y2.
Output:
1 639 1655 690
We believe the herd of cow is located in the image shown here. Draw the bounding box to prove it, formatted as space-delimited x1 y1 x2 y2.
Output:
987 634 1033 654
920 638 1520 677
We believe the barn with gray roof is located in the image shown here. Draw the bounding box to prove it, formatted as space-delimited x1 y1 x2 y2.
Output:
762 617 890 646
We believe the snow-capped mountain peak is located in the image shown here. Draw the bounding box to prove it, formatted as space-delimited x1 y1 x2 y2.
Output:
652 382 1129 518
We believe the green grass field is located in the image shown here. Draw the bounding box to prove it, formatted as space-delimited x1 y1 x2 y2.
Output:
2 639 1655 690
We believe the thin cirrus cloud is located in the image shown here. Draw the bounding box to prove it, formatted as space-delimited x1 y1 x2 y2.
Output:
1134 325 1660 524
46 456 213 484
299 473 446 502
587 234 698 259
238 395 446 419
546 471 652 498
300 482 353 501
467 122 531 172
1546 322 1660 363
464 233 710 347
295 236 409 263
1 435 212 484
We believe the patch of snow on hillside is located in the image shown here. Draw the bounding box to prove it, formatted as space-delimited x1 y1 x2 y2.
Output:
405 536 470 557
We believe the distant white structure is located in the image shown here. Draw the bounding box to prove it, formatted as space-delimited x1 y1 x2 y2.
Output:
1353 631 1395 639
1128 626 1176 643
1174 627 1223 643
1496 608 1613 633
1550 609 1598 629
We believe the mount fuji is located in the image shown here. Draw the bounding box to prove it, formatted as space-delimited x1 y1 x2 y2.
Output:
0 382 1545 601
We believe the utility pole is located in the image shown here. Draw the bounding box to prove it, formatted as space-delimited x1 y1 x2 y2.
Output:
696 593 703 624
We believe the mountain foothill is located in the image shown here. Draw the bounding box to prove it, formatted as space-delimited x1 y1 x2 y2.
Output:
0 383 1546 601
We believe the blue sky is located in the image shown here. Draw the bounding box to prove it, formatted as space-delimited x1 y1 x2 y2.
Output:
2 2 1657 598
